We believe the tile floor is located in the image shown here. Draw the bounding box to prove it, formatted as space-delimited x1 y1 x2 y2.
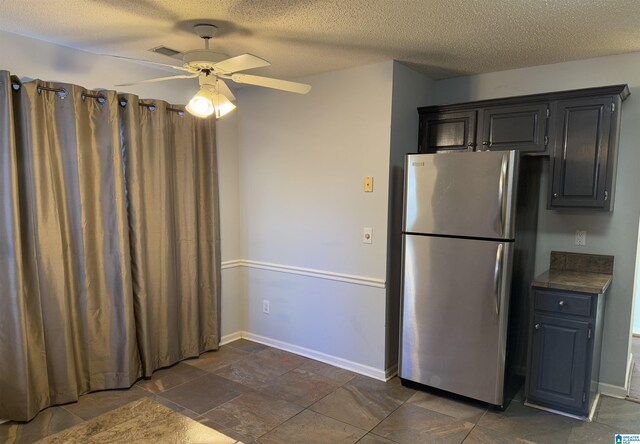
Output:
1 339 639 443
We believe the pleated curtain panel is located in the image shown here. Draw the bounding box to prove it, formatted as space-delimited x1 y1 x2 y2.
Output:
0 70 221 422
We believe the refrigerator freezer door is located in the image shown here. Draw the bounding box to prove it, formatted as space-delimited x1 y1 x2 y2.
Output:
403 151 518 239
399 234 513 405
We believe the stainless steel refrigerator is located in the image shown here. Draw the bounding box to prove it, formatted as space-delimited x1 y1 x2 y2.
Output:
399 150 540 407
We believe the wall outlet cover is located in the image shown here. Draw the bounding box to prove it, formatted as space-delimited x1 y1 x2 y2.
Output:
262 299 270 314
575 230 587 246
363 227 372 244
364 176 373 193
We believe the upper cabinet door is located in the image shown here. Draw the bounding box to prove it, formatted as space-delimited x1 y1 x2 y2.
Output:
549 97 613 210
419 111 476 153
480 104 549 153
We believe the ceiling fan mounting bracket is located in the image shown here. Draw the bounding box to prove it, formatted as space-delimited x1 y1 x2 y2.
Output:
193 24 218 40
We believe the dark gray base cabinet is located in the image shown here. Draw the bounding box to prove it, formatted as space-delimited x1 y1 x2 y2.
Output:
526 289 605 418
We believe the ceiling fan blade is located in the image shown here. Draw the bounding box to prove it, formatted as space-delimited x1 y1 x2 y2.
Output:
106 54 194 73
115 74 199 87
214 54 271 74
230 73 311 94
217 79 236 102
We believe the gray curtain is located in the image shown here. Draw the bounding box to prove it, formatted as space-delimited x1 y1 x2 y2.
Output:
0 71 221 421
119 95 221 376
0 72 140 421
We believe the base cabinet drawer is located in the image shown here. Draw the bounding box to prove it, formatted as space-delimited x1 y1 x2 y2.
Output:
534 290 592 317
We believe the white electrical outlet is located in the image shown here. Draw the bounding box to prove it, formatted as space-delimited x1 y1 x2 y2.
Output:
575 230 587 246
262 300 270 314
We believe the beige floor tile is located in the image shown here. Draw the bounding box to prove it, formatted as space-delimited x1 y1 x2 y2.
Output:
310 384 405 431
215 354 290 390
371 403 475 444
297 360 357 385
478 400 577 444
136 362 207 393
260 368 341 407
159 373 252 414
257 410 366 444
60 386 149 420
357 433 398 444
568 420 626 444
203 391 303 440
184 346 251 373
226 339 270 353
462 425 535 443
594 395 640 432
407 391 487 423
0 407 83 444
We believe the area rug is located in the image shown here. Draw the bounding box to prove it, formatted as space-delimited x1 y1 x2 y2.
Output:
36 398 240 443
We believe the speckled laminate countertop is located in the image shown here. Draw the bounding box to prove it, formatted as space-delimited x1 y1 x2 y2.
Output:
531 251 614 294
531 269 612 294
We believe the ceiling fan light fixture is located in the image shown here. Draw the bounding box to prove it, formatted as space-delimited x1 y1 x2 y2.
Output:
186 86 215 118
214 93 236 118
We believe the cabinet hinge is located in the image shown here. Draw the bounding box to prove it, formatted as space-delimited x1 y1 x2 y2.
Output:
611 102 615 113
582 392 587 403
604 191 608 201
544 135 549 146
546 107 550 118
588 328 592 340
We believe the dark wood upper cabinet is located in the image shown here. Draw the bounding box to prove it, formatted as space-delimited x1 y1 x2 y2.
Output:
549 96 619 211
418 84 628 211
479 103 549 153
419 111 476 153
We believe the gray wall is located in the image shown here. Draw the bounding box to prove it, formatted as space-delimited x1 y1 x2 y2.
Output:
433 52 640 389
234 61 395 373
386 62 434 369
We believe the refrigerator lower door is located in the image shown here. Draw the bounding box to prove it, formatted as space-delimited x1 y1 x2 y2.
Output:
400 234 513 405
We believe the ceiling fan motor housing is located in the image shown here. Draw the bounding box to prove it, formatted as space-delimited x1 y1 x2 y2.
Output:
182 50 229 70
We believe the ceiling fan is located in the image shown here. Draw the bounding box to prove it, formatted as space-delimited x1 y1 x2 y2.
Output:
114 24 312 118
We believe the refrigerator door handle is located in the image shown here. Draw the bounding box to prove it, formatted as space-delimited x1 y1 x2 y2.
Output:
493 244 504 316
498 155 508 237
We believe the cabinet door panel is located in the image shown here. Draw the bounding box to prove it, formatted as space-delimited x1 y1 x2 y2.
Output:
528 314 589 412
419 111 476 153
550 97 612 209
480 103 549 153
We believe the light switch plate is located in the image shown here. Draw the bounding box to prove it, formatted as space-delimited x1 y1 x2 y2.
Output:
575 230 587 246
363 227 372 244
364 176 373 193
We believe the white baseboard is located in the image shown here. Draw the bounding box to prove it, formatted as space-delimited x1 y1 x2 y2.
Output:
599 382 628 398
220 331 243 345
225 330 390 381
385 364 399 381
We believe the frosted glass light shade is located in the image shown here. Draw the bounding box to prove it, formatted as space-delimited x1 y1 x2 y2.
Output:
186 88 215 118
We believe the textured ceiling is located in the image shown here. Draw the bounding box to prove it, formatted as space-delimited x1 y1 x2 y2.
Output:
1 0 640 80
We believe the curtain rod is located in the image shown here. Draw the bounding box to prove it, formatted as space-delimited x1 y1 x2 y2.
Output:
10 81 185 114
